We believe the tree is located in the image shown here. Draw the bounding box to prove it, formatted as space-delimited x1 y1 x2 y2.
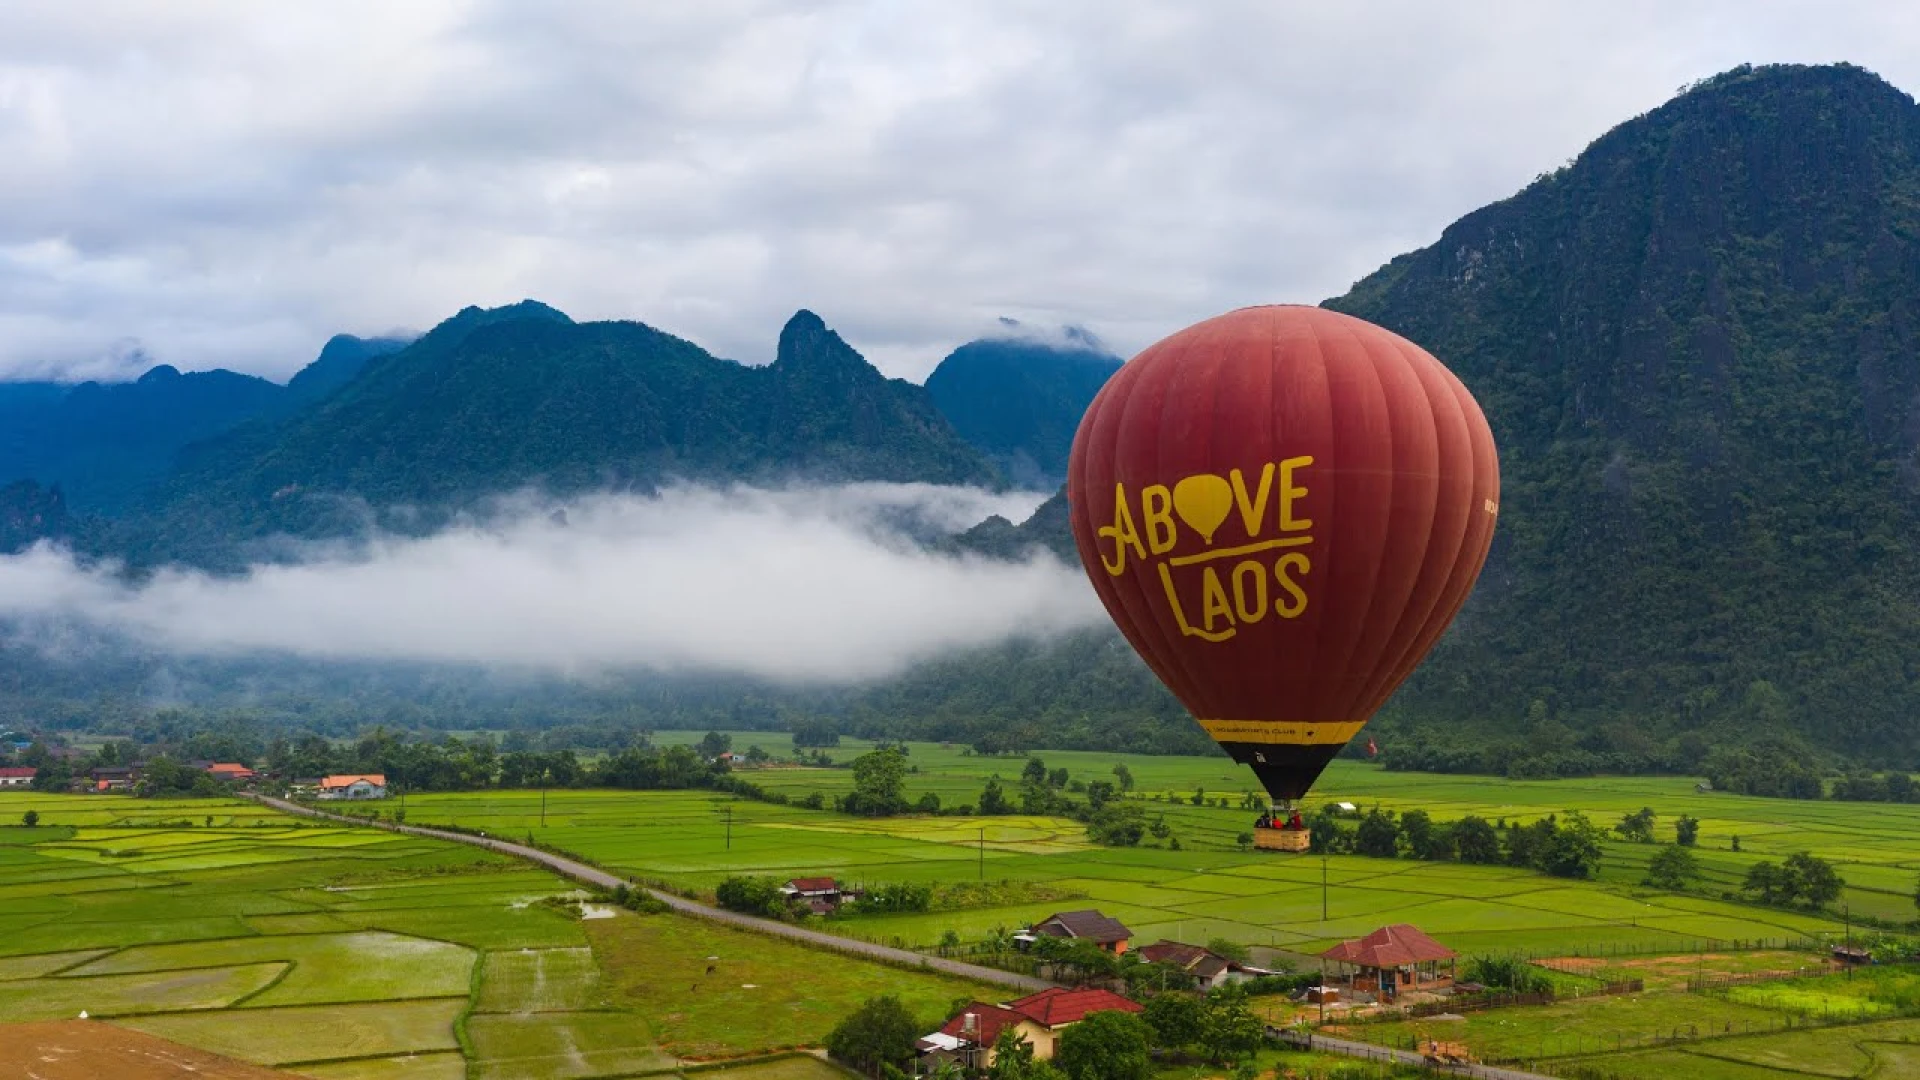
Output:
978 776 1013 815
1354 808 1401 858
1087 803 1145 847
1642 845 1698 889
698 731 732 760
1189 786 1207 806
1023 758 1049 785
1542 811 1605 879
1675 814 1700 847
1743 861 1789 905
1402 810 1453 860
1197 984 1263 1064
715 875 789 918
21 810 38 828
1453 815 1500 863
825 996 922 1076
986 1028 1066 1080
1615 807 1656 843
1111 763 1134 792
1142 992 1204 1052
1783 852 1843 908
1085 780 1117 810
1205 937 1251 966
844 747 910 816
1048 767 1070 789
744 744 771 765
1054 1009 1152 1080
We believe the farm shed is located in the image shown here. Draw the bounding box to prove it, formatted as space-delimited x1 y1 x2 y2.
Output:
0 766 35 788
1320 924 1456 1002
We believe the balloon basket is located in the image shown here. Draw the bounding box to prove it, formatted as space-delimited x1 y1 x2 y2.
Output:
1253 826 1311 853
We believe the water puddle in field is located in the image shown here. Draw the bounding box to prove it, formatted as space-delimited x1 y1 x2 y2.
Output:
579 904 616 920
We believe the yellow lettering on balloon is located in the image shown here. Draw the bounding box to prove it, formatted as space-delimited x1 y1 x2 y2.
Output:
1278 456 1313 532
1231 559 1268 623
1097 483 1146 575
1141 484 1177 555
1158 563 1232 642
1230 464 1274 539
1274 552 1311 618
1200 566 1235 635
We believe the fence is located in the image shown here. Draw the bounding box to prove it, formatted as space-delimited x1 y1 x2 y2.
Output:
1686 962 1832 992
1393 980 1643 1020
1518 935 1820 963
1486 1003 1920 1069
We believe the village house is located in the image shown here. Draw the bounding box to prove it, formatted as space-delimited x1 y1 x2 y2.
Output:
89 766 138 792
0 766 36 788
317 774 388 800
1022 910 1132 954
205 763 257 783
1136 940 1272 992
917 988 1141 1072
1320 924 1457 1003
778 877 857 914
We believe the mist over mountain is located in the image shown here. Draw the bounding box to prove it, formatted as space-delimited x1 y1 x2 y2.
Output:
5 64 1920 773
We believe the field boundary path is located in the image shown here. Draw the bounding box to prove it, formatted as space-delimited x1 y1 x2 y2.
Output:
250 794 1054 994
1275 1029 1556 1080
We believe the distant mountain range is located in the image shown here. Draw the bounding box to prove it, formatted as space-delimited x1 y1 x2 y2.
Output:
5 62 1920 773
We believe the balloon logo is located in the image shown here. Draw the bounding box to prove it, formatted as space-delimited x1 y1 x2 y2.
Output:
1067 306 1500 806
1172 475 1232 543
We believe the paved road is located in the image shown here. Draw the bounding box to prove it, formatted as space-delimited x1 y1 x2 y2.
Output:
1276 1028 1556 1080
252 795 1054 994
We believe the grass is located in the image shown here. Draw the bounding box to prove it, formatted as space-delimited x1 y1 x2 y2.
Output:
584 908 1002 1058
0 791 1026 1077
395 736 1873 963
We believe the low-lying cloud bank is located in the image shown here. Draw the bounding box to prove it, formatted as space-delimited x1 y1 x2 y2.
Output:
0 483 1101 682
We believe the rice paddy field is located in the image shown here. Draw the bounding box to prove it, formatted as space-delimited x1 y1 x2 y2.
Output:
0 793 997 1080
397 736 1887 960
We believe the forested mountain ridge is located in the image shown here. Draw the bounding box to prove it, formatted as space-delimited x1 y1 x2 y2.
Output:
1320 63 1920 770
924 330 1122 488
113 304 1001 565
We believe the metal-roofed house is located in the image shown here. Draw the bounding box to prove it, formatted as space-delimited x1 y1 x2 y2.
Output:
1028 909 1133 954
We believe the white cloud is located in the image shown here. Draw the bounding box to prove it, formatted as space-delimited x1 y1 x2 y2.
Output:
3 3 1919 381
0 483 1100 681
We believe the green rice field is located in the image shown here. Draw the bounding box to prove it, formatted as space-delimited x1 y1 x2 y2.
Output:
0 793 997 1079
395 737 1882 960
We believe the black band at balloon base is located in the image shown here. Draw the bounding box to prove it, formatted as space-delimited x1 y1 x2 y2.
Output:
1218 741 1344 803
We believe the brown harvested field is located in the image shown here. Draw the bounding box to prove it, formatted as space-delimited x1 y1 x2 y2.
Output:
1540 950 1830 989
0 1021 297 1080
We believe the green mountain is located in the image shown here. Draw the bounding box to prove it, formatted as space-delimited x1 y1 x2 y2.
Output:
0 334 412 516
0 480 70 553
950 63 1920 772
924 327 1121 487
129 304 999 563
1323 63 1920 771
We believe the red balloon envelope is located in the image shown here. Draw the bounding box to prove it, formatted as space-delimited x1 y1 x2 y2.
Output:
1066 306 1499 804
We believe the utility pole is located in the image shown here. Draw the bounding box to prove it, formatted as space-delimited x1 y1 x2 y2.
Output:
723 806 732 850
540 780 548 830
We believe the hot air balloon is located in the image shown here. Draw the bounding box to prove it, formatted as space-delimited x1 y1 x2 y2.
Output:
1066 306 1498 846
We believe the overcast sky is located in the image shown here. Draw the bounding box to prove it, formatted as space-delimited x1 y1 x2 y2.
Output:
5 2 1919 384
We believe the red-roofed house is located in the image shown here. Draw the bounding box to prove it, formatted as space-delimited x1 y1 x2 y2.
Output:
0 766 35 788
916 987 1142 1071
206 763 256 782
317 774 388 800
779 876 846 914
1320 924 1457 1002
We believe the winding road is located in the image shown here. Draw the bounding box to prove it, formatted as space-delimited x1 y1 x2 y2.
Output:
251 794 1054 993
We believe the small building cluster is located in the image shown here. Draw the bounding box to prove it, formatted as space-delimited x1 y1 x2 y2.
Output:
917 987 1142 1072
778 876 865 915
1136 940 1273 991
311 774 389 800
